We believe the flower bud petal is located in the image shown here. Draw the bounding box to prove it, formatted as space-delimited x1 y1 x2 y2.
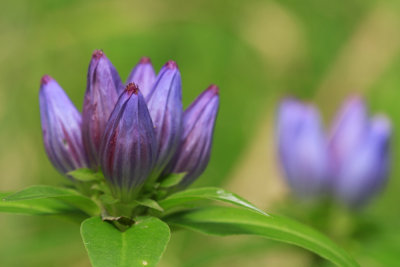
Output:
328 96 368 169
126 57 156 99
39 75 89 176
334 115 391 208
100 83 156 200
165 85 219 187
277 99 330 199
82 50 123 168
146 61 183 175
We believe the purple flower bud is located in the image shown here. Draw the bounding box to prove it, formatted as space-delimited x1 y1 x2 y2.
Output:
39 75 89 176
328 96 368 171
330 102 391 207
100 83 156 200
165 85 219 187
276 99 330 199
126 57 156 99
82 50 123 168
146 61 183 176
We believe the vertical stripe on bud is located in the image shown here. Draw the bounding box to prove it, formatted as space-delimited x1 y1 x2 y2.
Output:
146 60 183 176
126 57 156 99
332 114 391 208
39 75 89 176
82 50 123 168
277 99 330 199
165 85 219 187
328 96 368 170
100 83 156 200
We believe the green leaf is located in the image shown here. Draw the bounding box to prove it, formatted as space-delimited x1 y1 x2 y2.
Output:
159 187 267 215
159 173 186 188
99 194 119 205
81 216 171 267
0 192 84 216
67 168 103 182
135 199 164 212
4 185 80 201
3 185 99 216
164 206 359 267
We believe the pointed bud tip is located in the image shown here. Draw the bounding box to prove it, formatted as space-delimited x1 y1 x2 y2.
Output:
40 75 53 86
346 94 364 105
207 84 219 94
140 57 151 64
165 60 178 69
125 82 139 95
92 49 104 59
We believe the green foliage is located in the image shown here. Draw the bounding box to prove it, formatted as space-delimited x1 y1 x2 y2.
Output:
164 206 359 267
159 173 186 188
67 168 103 182
135 199 164 212
81 216 170 267
159 187 267 215
1 184 360 266
3 185 99 216
0 192 83 216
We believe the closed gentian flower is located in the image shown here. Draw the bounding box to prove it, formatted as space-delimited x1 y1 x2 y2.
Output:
329 98 391 208
126 57 156 99
39 75 89 176
100 83 157 200
146 61 183 176
164 85 219 187
40 50 220 203
82 50 123 168
276 99 330 199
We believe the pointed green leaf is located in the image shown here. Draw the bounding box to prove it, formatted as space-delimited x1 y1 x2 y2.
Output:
164 206 359 267
0 192 84 216
3 185 99 216
81 216 170 267
159 187 267 215
67 168 103 182
159 173 186 188
4 185 79 201
135 199 164 212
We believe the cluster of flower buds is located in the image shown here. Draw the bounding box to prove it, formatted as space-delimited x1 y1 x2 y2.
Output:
276 97 391 208
39 50 219 201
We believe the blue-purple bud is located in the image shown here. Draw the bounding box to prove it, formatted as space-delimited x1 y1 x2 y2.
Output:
126 57 156 99
328 96 368 170
146 61 183 176
276 99 330 199
329 98 391 207
82 50 123 169
39 75 89 176
100 83 156 200
165 85 219 187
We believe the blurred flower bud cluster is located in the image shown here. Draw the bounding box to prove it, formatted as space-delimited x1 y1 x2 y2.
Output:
277 97 391 208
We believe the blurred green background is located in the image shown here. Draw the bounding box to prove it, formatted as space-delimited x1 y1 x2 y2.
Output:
1 0 400 266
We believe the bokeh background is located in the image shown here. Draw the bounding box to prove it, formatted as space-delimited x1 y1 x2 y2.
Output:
1 0 400 266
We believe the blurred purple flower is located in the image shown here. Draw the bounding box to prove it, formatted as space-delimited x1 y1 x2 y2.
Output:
39 50 219 199
39 75 89 176
277 99 330 199
276 96 391 208
329 98 391 208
